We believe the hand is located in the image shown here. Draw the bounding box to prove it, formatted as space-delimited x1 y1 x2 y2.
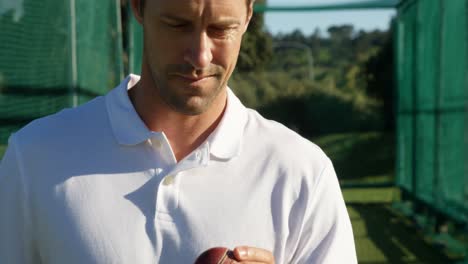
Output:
232 246 275 264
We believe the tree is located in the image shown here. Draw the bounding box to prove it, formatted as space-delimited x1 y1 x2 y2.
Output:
237 0 273 72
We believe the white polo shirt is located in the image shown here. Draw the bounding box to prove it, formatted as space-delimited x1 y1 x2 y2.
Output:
0 75 356 264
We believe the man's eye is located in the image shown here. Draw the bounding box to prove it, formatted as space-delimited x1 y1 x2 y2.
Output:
209 27 236 38
211 27 232 32
162 21 189 29
167 23 187 28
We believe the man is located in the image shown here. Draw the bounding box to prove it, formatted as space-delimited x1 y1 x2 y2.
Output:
0 0 357 263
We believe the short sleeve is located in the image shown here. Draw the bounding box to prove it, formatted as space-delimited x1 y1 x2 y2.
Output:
0 134 36 263
290 158 357 264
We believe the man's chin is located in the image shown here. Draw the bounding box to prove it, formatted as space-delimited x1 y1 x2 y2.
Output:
171 103 209 116
162 80 226 115
168 74 217 89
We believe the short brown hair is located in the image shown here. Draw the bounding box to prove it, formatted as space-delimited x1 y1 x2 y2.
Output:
139 0 255 14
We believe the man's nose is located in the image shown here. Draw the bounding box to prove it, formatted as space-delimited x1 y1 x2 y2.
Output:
183 32 213 70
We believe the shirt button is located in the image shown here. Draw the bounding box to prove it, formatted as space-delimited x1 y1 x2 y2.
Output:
153 139 162 148
163 175 175 186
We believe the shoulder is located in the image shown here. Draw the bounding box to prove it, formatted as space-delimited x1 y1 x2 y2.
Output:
14 96 107 149
243 108 331 175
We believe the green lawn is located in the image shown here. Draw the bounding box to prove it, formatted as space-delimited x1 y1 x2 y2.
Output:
313 132 463 263
343 187 400 204
348 203 458 263
313 132 395 185
0 145 5 160
342 187 461 263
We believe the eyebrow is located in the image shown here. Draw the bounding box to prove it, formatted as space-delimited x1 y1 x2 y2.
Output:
160 14 241 27
160 14 191 23
213 18 241 27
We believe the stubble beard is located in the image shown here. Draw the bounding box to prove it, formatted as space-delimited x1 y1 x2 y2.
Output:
148 63 228 116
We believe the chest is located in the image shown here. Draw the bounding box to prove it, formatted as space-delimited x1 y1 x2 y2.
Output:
31 161 297 263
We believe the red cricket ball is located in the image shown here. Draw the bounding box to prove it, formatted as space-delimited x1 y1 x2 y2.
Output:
194 247 237 264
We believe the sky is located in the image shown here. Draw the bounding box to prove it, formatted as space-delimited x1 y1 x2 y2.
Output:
263 0 396 35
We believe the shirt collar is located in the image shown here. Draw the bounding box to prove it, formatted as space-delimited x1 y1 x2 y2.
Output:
106 74 248 160
106 74 154 146
207 88 247 160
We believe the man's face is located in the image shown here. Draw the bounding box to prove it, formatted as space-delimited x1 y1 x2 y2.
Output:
140 0 252 115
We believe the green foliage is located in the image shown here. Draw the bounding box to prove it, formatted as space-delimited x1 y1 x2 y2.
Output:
232 21 395 137
313 132 395 181
364 20 396 130
230 69 383 137
237 0 273 72
0 145 5 160
274 25 392 95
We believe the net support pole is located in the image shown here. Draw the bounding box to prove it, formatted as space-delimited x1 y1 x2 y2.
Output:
69 0 78 107
115 0 124 81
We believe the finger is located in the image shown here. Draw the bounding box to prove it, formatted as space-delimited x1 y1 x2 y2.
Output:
233 246 275 263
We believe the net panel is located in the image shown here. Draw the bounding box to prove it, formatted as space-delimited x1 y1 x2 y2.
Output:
396 2 416 193
127 5 143 75
0 1 72 88
0 0 72 143
397 115 414 191
396 0 468 222
465 0 468 214
435 0 467 218
414 114 436 203
75 0 123 104
0 0 123 145
413 0 439 204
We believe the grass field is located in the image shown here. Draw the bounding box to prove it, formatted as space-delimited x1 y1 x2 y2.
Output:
313 131 395 185
348 203 458 263
313 132 462 263
0 144 5 159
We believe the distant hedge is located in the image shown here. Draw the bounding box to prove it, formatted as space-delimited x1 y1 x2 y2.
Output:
230 71 384 138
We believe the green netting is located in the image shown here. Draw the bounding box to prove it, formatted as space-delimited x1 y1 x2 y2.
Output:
0 0 123 144
253 0 399 12
436 0 467 216
396 7 415 114
396 1 416 193
414 114 436 203
396 0 468 222
0 1 72 144
127 6 143 75
413 0 440 204
75 1 124 105
0 1 71 88
415 0 439 112
465 0 468 215
397 115 414 191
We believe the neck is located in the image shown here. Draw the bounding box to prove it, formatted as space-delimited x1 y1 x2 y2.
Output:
129 73 227 162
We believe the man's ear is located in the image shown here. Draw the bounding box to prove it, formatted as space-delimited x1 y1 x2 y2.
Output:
130 0 144 24
243 3 254 33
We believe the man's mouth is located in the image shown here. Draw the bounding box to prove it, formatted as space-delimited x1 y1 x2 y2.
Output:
173 73 214 82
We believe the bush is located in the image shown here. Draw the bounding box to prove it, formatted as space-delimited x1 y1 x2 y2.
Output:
230 70 383 138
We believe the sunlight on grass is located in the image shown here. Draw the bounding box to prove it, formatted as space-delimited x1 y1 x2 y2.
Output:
348 204 456 263
0 145 5 160
343 187 400 203
312 132 395 183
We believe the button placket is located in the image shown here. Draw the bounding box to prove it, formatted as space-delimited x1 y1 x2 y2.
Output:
153 139 210 220
153 139 162 149
155 172 180 217
162 175 175 186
